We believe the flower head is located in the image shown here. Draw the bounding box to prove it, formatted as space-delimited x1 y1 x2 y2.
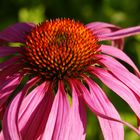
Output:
24 19 99 79
0 18 140 140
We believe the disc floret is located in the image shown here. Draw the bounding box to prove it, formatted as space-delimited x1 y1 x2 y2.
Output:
25 19 99 79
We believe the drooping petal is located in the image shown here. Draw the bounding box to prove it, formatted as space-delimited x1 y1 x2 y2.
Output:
41 81 70 140
99 26 140 41
86 22 121 35
18 81 53 140
89 67 140 118
0 56 23 70
0 105 6 119
74 78 140 135
0 23 35 43
111 39 124 50
84 76 124 140
97 54 140 96
0 63 23 82
0 132 4 140
0 46 23 57
100 45 140 76
2 77 38 140
86 22 124 49
63 80 87 140
51 81 70 140
0 74 23 109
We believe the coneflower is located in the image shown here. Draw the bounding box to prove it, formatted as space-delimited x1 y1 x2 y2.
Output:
0 18 140 140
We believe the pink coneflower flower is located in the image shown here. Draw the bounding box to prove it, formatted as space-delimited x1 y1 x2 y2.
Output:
0 18 140 140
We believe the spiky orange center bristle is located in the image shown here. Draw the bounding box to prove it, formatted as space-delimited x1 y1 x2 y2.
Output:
25 19 99 79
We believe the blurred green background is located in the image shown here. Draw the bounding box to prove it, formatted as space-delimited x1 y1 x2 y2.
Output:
0 0 140 139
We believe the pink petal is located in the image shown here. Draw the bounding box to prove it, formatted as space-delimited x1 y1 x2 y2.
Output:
111 39 124 49
0 105 6 119
0 63 23 83
51 81 70 140
99 26 140 40
18 81 54 140
0 74 23 109
89 67 140 119
0 23 35 43
0 132 4 140
86 22 121 35
84 77 124 140
97 54 140 97
0 46 23 57
86 22 124 49
63 80 87 140
100 45 140 76
74 78 140 135
41 82 69 140
2 78 38 140
0 56 23 70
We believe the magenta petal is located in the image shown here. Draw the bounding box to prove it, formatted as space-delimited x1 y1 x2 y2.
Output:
84 77 124 140
86 22 124 49
19 82 50 128
2 78 38 140
99 26 140 40
0 74 23 109
18 81 53 140
41 81 67 140
40 90 60 140
0 56 23 70
110 38 125 49
0 46 23 57
42 80 86 140
75 78 140 135
51 81 70 140
0 132 4 140
98 55 140 96
64 80 87 140
90 67 140 118
0 105 6 119
100 45 140 76
0 63 23 82
3 93 22 140
86 22 121 35
0 23 35 43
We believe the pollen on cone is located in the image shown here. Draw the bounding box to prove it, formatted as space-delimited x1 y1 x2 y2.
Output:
25 18 99 79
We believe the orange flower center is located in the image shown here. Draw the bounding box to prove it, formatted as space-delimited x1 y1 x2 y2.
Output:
25 19 99 79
